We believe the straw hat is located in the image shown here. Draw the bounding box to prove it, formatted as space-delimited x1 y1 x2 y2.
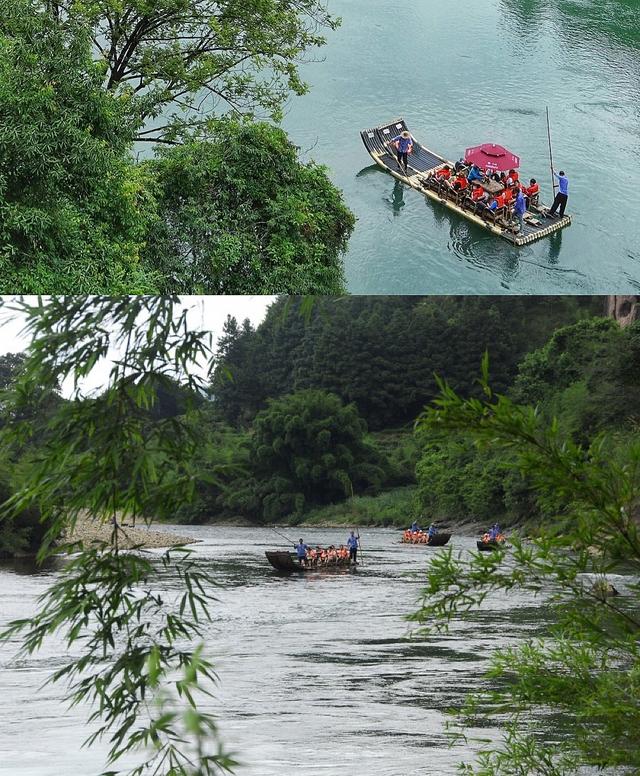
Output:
401 130 410 138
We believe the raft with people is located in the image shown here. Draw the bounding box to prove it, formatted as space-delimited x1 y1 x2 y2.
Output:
401 522 450 546
360 118 571 247
401 529 451 546
477 524 507 551
265 546 355 574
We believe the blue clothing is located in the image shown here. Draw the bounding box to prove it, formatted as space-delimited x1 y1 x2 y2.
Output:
410 521 420 532
427 525 437 537
392 134 413 153
514 192 526 215
295 542 309 559
347 535 359 550
467 167 483 184
554 173 569 195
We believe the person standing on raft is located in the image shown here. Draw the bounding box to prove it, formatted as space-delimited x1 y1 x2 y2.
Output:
294 538 309 566
390 130 414 175
347 531 359 564
548 170 569 217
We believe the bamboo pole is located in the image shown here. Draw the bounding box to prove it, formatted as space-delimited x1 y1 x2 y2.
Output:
546 107 557 199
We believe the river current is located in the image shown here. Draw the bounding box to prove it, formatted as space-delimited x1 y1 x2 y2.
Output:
2 526 634 775
281 0 640 294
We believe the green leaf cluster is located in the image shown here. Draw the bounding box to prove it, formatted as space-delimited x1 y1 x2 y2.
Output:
248 389 387 520
415 317 640 527
0 297 236 775
411 365 640 774
143 125 354 294
0 3 155 292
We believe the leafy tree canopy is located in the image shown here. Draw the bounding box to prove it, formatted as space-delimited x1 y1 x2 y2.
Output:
0 2 156 292
44 0 339 142
142 124 354 293
412 363 640 774
250 389 387 519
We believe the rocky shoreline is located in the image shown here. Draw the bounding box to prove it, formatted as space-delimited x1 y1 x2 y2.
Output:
65 513 198 550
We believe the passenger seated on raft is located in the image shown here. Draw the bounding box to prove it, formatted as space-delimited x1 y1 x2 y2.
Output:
523 178 539 205
452 172 469 193
485 191 508 221
423 166 451 192
506 169 519 187
433 166 452 187
467 184 488 212
467 164 484 185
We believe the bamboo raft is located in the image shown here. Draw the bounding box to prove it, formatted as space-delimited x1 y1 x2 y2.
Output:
360 119 572 247
477 540 507 552
400 532 451 546
265 551 354 574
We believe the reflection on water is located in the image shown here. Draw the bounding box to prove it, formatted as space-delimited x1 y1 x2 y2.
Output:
389 180 405 217
282 0 640 293
1 526 633 775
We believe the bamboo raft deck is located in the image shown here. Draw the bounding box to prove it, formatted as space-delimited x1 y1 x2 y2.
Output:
360 119 571 247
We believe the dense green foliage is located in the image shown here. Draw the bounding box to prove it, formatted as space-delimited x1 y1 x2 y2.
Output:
0 469 44 558
143 126 353 293
416 317 640 527
1 1 352 293
249 390 386 519
0 3 154 292
412 363 640 774
212 296 602 430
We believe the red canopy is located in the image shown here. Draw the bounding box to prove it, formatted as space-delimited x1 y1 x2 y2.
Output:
464 143 520 172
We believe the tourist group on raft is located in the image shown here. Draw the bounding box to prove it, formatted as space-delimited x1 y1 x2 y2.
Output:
294 531 360 567
389 130 570 235
402 520 506 545
402 521 439 544
480 524 506 544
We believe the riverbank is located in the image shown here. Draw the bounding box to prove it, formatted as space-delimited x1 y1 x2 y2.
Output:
65 513 198 550
267 486 492 535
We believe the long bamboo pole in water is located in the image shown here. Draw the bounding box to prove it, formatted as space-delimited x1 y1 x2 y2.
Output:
546 107 557 199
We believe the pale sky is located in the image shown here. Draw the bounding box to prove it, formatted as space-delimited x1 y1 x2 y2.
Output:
0 296 276 396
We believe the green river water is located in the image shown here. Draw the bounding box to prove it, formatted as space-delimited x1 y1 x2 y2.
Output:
282 0 640 294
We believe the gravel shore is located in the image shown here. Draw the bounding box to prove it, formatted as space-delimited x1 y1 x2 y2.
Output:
65 513 198 550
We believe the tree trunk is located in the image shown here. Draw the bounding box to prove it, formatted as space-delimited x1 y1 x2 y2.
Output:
606 296 640 327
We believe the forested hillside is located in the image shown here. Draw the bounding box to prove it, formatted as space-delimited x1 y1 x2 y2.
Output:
3 295 639 555
211 296 602 429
